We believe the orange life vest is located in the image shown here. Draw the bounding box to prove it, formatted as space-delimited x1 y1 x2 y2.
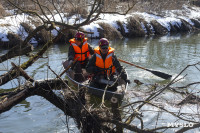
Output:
69 38 90 64
94 46 116 77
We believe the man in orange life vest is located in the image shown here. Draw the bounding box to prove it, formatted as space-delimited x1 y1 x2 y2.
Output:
86 38 130 91
68 32 94 82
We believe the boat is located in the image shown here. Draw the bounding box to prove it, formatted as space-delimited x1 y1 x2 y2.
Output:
62 60 128 102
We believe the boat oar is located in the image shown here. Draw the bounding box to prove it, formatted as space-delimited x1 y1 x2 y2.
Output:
59 57 79 77
118 58 172 80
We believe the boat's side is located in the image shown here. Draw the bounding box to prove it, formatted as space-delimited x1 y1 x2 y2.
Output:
66 68 127 101
62 60 128 101
87 83 127 101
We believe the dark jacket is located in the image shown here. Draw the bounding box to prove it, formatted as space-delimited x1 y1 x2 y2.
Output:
86 51 128 81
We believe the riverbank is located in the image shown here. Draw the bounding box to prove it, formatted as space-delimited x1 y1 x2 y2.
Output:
0 4 200 48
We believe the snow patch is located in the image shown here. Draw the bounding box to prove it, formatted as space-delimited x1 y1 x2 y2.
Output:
0 5 200 45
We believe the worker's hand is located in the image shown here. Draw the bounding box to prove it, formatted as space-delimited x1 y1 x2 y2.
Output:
69 60 73 63
68 60 73 65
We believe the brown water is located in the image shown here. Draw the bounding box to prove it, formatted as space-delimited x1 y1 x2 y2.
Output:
0 33 200 132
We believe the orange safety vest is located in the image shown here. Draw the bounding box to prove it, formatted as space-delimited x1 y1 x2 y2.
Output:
94 46 116 77
69 38 90 64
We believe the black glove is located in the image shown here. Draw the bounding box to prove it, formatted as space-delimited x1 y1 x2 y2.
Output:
125 79 131 84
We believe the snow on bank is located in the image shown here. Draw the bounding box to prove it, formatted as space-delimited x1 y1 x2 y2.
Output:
0 15 37 43
82 4 200 36
0 5 200 44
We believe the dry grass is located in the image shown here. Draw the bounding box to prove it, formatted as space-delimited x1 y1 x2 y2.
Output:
98 22 123 39
67 7 88 18
20 22 34 33
2 0 88 17
35 29 51 45
100 0 192 14
116 21 126 36
0 24 11 27
126 17 146 37
0 3 6 18
132 0 190 13
190 0 200 7
6 32 24 48
20 22 51 45
150 20 168 35
56 28 77 43
27 16 42 27
1 0 196 18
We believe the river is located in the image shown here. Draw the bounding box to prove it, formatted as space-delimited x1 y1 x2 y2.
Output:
0 33 200 132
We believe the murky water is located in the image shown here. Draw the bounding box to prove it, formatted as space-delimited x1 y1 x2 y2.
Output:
0 33 200 132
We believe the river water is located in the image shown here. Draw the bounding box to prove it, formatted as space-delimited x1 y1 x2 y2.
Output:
0 33 200 132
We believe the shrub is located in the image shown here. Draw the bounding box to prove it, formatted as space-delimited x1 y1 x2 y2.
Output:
126 17 146 37
56 28 77 43
20 22 34 33
67 7 88 19
132 0 189 13
150 20 168 35
0 3 6 18
98 22 123 39
5 32 24 48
